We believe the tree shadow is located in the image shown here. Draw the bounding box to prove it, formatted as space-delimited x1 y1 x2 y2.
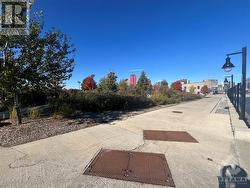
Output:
71 111 131 124
0 122 12 127
218 165 250 188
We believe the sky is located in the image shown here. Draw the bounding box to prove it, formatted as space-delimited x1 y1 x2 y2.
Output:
32 0 250 89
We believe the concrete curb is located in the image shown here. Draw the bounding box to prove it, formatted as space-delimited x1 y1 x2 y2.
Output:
226 95 250 175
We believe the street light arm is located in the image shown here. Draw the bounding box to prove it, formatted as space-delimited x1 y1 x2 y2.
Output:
226 51 243 56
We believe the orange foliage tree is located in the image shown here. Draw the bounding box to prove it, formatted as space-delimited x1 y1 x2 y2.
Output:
171 81 182 91
201 85 209 94
81 74 97 90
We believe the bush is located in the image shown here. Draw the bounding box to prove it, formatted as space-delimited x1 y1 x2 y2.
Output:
9 107 17 124
54 105 75 118
53 89 201 114
179 92 201 101
55 90 154 113
151 89 201 105
151 93 181 105
29 107 41 119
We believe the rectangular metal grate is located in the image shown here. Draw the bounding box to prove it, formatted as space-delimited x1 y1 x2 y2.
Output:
172 111 183 113
84 149 175 187
144 130 198 143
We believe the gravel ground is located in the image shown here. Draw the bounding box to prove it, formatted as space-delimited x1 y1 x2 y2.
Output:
0 105 172 147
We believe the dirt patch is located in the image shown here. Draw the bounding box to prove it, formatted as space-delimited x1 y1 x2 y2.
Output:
0 104 175 147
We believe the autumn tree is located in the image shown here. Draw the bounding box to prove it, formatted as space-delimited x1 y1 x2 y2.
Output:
98 72 118 92
82 74 97 90
189 85 196 94
136 71 152 96
0 17 75 125
201 85 209 94
171 81 182 91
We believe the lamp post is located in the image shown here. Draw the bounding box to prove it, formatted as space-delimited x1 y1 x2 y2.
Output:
224 74 234 88
78 81 81 90
221 47 247 120
224 78 229 93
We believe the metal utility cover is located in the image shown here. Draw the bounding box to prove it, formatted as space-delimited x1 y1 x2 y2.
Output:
172 111 183 113
84 149 175 187
144 130 198 143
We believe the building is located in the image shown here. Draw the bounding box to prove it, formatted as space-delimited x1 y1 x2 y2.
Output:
203 79 218 90
182 81 204 94
129 74 136 87
182 79 218 94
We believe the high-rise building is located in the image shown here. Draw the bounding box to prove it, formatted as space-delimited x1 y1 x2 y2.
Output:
130 74 136 87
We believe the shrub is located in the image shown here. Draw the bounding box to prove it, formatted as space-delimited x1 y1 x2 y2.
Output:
180 92 201 101
54 105 75 118
54 88 200 114
151 93 181 105
29 107 41 119
55 90 154 113
9 107 17 124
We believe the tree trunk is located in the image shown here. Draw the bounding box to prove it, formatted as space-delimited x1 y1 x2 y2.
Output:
14 93 22 125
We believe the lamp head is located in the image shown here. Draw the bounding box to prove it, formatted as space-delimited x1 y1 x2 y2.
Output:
222 57 235 72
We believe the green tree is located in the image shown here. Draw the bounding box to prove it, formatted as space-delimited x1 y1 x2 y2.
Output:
136 71 151 96
98 72 118 92
118 79 129 94
0 17 75 125
155 80 169 95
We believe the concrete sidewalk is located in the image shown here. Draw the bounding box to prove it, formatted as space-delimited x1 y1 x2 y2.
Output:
0 95 249 188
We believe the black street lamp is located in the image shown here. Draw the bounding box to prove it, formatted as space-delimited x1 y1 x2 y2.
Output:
222 57 235 72
222 47 247 120
224 74 234 88
223 78 229 93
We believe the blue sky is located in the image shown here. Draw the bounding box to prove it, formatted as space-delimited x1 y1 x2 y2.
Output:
32 0 250 88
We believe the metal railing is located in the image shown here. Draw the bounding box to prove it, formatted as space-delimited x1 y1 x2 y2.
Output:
227 83 244 118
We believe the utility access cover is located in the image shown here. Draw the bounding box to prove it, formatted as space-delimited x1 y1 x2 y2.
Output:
84 149 175 187
144 130 198 143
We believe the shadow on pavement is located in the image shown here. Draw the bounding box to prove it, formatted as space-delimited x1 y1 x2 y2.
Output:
0 122 12 127
218 165 250 188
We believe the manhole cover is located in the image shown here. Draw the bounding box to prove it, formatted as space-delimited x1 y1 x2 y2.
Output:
84 149 175 187
144 130 198 143
172 111 183 113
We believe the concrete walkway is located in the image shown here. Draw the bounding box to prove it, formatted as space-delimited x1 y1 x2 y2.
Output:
0 95 249 188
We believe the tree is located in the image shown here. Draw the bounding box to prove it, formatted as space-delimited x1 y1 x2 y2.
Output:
136 71 152 96
201 85 209 94
118 79 129 94
156 80 169 95
189 85 196 94
0 17 75 125
82 74 97 90
171 81 182 91
98 72 118 92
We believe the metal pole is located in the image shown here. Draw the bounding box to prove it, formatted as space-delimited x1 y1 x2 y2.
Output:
236 83 240 112
240 47 247 120
231 75 234 88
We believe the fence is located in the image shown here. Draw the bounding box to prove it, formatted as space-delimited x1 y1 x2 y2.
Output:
227 83 244 119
